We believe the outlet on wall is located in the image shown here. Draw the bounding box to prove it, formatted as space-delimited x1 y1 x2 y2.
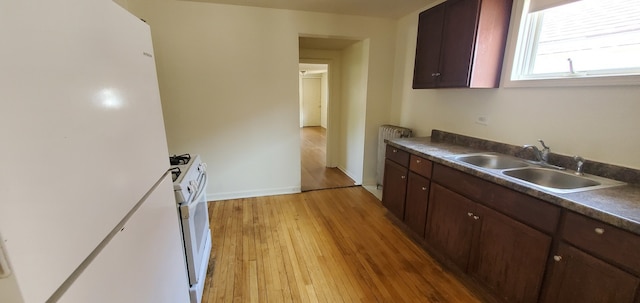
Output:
475 115 489 126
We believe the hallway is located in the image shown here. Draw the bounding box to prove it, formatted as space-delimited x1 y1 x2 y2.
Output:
300 126 355 191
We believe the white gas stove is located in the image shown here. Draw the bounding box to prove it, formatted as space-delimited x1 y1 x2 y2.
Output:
168 154 211 303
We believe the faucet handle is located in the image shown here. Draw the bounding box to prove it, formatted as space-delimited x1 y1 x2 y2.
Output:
574 155 585 175
538 139 550 150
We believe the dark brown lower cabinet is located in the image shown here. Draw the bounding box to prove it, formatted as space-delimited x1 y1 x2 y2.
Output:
541 242 640 303
381 159 408 220
403 172 430 237
469 204 551 303
383 155 640 303
426 183 552 303
425 183 476 270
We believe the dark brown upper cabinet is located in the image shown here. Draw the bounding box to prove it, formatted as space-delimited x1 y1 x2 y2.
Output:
412 0 513 89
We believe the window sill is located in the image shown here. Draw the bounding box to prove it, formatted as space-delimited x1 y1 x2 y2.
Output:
502 74 640 88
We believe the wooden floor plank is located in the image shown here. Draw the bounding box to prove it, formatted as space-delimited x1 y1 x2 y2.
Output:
254 200 274 303
264 196 293 302
204 187 483 303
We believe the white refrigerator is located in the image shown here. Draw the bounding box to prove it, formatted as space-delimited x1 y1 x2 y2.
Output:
0 0 191 302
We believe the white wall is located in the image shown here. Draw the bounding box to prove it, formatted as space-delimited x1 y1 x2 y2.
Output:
339 40 370 184
392 3 640 170
126 0 397 199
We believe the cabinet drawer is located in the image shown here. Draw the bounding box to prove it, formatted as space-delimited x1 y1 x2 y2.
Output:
562 212 640 275
409 155 433 178
385 145 410 167
432 164 560 234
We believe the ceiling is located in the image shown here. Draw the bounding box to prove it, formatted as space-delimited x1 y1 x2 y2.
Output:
184 0 432 18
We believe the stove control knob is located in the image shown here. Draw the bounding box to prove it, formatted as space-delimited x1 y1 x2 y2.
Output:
187 184 195 194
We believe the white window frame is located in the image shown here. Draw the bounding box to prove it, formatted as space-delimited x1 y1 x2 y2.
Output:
501 0 640 88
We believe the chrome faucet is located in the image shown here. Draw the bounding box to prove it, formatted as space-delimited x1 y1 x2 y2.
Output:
522 140 565 170
523 139 551 163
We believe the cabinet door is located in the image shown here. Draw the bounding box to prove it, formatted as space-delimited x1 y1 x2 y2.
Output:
469 204 551 303
425 183 476 270
412 2 445 89
382 159 408 220
438 0 481 87
541 242 639 303
404 172 430 237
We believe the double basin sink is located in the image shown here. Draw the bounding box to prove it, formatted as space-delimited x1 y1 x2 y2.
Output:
448 153 625 194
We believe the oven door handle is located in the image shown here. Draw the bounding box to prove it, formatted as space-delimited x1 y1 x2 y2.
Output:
180 172 208 220
190 171 208 206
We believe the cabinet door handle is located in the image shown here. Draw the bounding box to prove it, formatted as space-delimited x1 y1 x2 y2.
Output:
594 228 605 235
416 159 421 163
553 255 562 262
392 149 398 153
467 212 473 217
401 175 406 179
473 216 479 220
431 72 441 77
422 187 427 191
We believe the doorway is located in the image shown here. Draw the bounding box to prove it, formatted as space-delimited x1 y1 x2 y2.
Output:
299 65 326 128
299 63 354 191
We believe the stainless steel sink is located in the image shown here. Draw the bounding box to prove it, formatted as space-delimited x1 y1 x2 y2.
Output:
448 152 625 193
451 153 530 169
502 167 625 193
503 168 599 189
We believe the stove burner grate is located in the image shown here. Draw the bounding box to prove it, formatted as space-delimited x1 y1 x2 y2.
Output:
169 167 181 182
170 153 191 166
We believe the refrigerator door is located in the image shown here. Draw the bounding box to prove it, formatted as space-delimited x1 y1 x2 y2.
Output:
0 1 173 302
58 174 190 303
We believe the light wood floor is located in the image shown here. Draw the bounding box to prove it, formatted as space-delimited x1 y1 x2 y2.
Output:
201 187 483 303
300 126 355 192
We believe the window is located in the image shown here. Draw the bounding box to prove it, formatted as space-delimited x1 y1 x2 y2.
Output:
509 0 640 84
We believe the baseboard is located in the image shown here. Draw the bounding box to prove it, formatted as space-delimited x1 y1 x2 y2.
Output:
363 185 382 200
206 186 301 202
336 166 361 185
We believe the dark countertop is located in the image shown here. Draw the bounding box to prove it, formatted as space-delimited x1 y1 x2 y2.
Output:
386 136 640 235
